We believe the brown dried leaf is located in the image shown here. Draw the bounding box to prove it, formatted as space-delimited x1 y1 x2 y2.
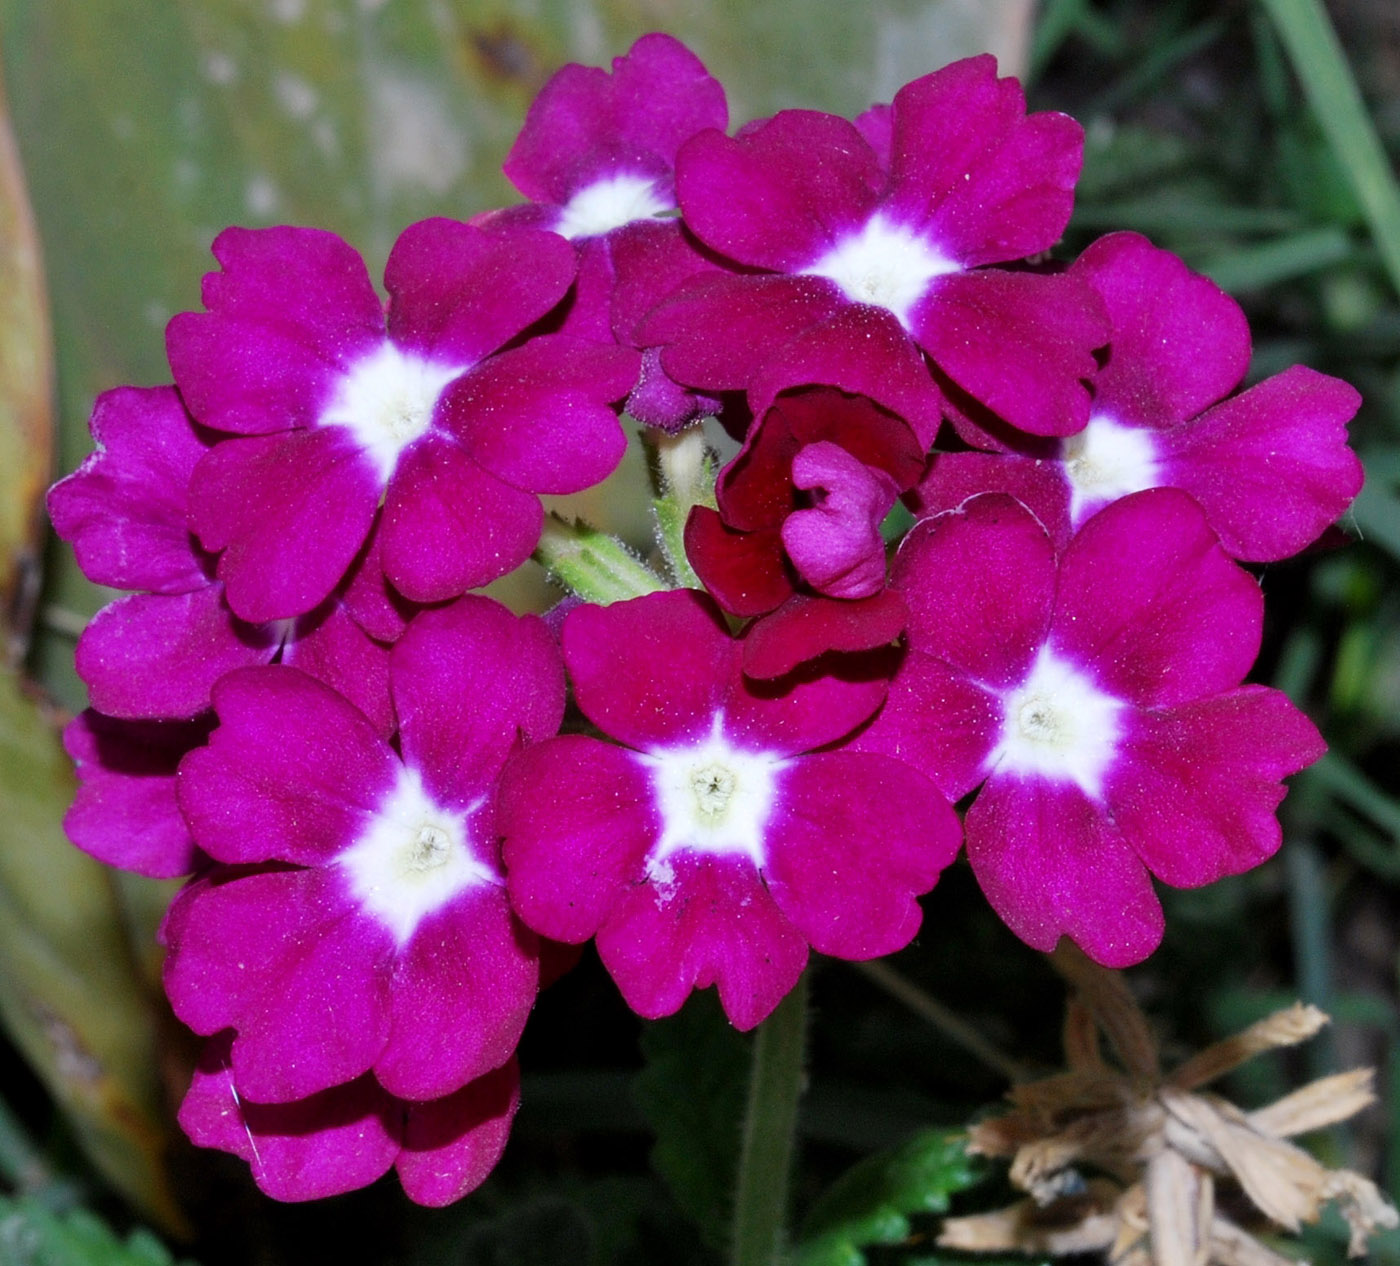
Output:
1209 1214 1302 1266
1144 1149 1209 1266
1169 1004 1329 1091
1247 1068 1377 1139
1320 1168 1400 1256
1159 1088 1326 1231
1050 943 1159 1080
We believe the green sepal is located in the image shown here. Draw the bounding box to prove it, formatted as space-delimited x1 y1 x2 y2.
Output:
532 513 666 605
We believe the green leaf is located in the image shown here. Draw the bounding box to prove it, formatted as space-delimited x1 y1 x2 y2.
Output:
633 993 751 1249
0 1193 194 1266
795 1131 985 1266
0 53 49 663
0 671 183 1232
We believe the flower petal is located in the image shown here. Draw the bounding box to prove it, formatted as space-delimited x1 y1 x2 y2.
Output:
376 890 537 1100
888 56 1082 266
504 32 726 204
684 507 793 618
385 219 576 364
676 110 882 271
1053 489 1262 707
47 386 208 593
645 272 844 392
63 711 209 879
179 1034 399 1202
595 851 808 1030
966 775 1163 967
563 591 736 748
396 1061 520 1207
1108 686 1325 887
167 226 383 435
190 428 381 623
849 649 1001 800
392 595 565 806
764 751 959 958
178 666 397 866
893 493 1055 689
1073 232 1250 427
444 334 636 493
164 868 395 1101
740 591 907 681
76 588 277 721
379 433 543 602
499 736 656 944
1163 365 1364 561
912 269 1107 438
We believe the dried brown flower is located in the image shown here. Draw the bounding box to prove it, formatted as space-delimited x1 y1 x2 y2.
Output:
939 944 1397 1266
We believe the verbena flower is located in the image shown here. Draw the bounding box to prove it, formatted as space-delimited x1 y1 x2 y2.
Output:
167 219 639 621
487 32 728 429
499 589 960 1029
163 597 562 1103
46 385 393 728
852 490 1324 966
179 1031 518 1206
640 55 1110 439
914 233 1365 559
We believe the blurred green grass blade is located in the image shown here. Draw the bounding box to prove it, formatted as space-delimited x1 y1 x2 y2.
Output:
1198 226 1353 293
1350 452 1400 560
1072 198 1303 235
1028 0 1085 83
1089 13 1228 114
1259 0 1400 298
1305 752 1400 843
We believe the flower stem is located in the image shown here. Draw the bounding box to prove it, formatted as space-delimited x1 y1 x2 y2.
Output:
731 972 809 1266
648 425 715 589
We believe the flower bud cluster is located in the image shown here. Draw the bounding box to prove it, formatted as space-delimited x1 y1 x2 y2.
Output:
47 33 1362 1203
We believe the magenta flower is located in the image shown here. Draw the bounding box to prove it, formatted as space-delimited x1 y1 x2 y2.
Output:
163 596 563 1103
913 233 1365 559
166 219 639 621
499 590 960 1030
487 33 729 429
179 1032 518 1206
852 491 1325 967
47 385 393 730
640 55 1110 439
63 711 210 879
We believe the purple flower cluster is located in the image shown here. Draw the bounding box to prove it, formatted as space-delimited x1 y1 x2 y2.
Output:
48 33 1361 1205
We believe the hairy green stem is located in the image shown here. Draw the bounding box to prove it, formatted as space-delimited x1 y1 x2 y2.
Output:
532 513 665 604
731 972 809 1266
649 425 715 589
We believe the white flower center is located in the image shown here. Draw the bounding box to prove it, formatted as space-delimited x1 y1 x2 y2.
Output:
555 173 672 240
1060 414 1160 524
800 212 960 329
988 645 1125 799
319 341 465 486
337 764 496 946
638 712 786 889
